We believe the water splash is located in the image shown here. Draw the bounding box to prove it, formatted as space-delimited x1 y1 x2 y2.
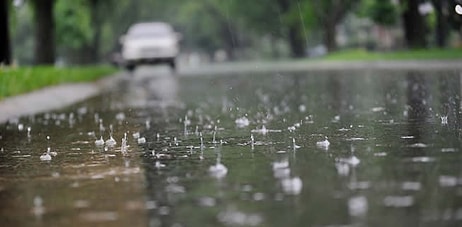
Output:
235 116 250 128
212 130 217 144
32 196 45 218
200 132 204 148
281 177 303 195
121 133 128 154
209 149 228 179
137 137 146 144
95 136 104 146
292 138 301 150
348 196 368 217
316 137 330 150
441 115 448 125
105 125 117 147
40 144 56 161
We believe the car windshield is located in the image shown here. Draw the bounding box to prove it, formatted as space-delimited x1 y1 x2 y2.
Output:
127 23 173 38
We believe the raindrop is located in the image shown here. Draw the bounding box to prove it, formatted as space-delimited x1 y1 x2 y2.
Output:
145 119 151 129
115 112 126 122
121 133 128 154
40 152 52 161
212 131 217 144
281 177 303 195
138 137 146 144
348 196 368 217
292 138 301 150
32 196 45 218
106 125 117 147
209 163 228 179
441 115 448 125
335 162 350 176
155 161 166 168
95 136 105 146
200 132 204 148
235 116 250 128
316 137 330 149
18 123 24 131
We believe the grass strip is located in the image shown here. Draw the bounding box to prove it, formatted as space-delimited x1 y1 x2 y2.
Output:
322 48 462 61
0 65 117 99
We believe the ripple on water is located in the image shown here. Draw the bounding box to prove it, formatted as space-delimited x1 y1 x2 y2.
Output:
383 195 414 207
439 175 458 187
218 208 263 226
79 211 118 222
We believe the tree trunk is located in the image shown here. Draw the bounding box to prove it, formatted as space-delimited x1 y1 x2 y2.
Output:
89 0 101 63
432 0 449 48
0 0 11 65
33 0 55 65
324 22 337 52
402 0 427 49
288 25 305 58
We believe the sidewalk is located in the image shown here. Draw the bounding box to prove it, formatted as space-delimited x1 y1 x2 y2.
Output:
0 72 124 124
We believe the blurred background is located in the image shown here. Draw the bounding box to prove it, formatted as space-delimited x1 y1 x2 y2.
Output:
1 0 462 66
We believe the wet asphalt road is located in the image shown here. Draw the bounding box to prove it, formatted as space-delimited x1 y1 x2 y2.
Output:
1 64 462 226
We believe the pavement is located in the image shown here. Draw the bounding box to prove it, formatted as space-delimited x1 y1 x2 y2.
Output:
1 60 461 124
0 72 125 124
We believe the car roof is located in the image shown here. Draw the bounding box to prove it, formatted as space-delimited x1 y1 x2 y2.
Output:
128 22 173 34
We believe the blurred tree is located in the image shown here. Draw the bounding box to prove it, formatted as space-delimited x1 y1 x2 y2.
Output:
55 0 92 63
363 0 398 26
402 0 428 48
431 0 450 47
0 0 11 65
31 0 55 65
311 0 358 52
175 0 242 60
276 0 307 57
88 0 101 62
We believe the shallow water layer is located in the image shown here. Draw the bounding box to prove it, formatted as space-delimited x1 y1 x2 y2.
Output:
1 68 462 226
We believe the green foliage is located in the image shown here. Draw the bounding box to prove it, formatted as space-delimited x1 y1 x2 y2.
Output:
368 0 398 26
55 0 92 49
0 66 116 98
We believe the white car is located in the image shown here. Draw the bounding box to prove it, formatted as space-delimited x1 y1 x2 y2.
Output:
121 22 180 71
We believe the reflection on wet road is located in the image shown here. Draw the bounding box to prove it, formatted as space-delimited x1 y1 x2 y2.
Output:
1 66 462 226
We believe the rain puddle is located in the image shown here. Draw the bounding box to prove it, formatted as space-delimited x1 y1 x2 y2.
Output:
1 68 462 226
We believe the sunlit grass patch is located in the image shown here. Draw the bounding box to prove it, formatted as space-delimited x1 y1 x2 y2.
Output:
323 48 462 61
0 66 117 99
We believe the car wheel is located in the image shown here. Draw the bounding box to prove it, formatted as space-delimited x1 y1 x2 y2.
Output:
168 60 176 72
126 64 136 72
